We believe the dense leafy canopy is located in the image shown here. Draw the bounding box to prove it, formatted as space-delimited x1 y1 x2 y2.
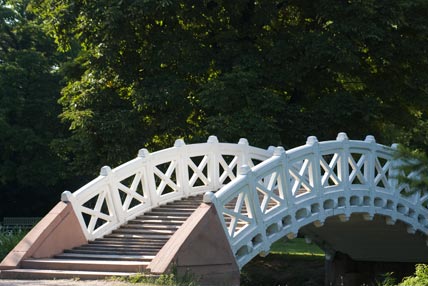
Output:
0 0 76 217
1 0 428 216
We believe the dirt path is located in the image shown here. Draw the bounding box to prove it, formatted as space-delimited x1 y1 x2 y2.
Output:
0 279 135 286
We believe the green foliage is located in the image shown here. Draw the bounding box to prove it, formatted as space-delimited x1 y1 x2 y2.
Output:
376 272 397 286
270 238 324 256
0 230 27 261
119 270 198 286
0 0 74 217
394 146 428 194
400 264 428 286
30 0 428 175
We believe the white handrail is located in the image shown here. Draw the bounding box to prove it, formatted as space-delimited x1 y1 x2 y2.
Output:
61 136 273 240
207 133 428 268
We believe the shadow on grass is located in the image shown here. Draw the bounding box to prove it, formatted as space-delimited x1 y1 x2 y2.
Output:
241 238 325 286
241 253 325 286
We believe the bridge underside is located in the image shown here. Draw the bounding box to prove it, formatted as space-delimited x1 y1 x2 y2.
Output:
300 213 428 262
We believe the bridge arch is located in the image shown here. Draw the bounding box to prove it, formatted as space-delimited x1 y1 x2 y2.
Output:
205 132 428 268
61 135 274 240
3 132 427 285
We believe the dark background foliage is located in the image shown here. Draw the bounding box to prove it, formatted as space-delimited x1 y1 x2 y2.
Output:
0 0 427 217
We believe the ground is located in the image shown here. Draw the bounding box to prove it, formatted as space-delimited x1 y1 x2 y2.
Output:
0 279 132 286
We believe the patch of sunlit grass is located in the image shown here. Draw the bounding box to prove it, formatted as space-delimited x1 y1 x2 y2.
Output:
270 238 325 256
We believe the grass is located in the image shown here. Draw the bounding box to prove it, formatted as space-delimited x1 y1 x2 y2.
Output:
114 267 198 286
241 238 325 286
270 237 325 256
0 229 27 261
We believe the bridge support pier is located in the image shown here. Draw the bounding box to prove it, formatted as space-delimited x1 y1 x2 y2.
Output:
148 203 240 286
325 252 416 286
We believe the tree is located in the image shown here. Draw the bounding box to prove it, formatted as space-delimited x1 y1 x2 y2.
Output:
32 0 428 172
0 0 70 217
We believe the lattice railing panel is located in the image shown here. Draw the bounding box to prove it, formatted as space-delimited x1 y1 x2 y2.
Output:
153 160 179 196
117 172 148 214
211 133 426 269
62 136 273 240
80 188 115 235
221 189 255 239
348 152 369 186
320 153 341 188
289 158 313 196
187 155 209 188
219 154 238 185
255 167 285 216
374 156 392 190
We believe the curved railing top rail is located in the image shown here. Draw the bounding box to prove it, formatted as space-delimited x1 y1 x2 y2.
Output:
61 136 274 240
206 132 427 268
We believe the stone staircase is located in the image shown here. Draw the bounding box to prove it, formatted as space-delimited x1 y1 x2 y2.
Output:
0 195 204 280
0 192 274 280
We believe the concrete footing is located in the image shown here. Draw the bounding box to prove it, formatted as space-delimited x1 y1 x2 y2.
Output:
0 202 87 270
149 203 240 286
325 252 417 286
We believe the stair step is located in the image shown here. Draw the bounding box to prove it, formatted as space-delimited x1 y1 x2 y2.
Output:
166 201 201 205
143 211 194 217
90 239 166 246
127 219 186 225
76 248 161 254
20 259 148 272
154 205 197 210
65 248 158 255
158 205 199 211
55 253 155 262
104 233 171 240
0 268 134 280
85 243 163 250
72 244 160 251
121 224 180 230
138 214 191 220
112 228 175 235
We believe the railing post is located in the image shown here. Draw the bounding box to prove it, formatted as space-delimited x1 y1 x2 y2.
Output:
306 136 322 195
241 165 270 256
207 135 220 190
337 132 350 190
364 135 376 220
100 166 125 224
61 190 90 240
238 138 250 167
336 133 351 220
139 148 160 206
174 139 190 197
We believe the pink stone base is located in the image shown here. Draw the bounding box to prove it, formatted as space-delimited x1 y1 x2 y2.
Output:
0 202 87 270
149 203 240 286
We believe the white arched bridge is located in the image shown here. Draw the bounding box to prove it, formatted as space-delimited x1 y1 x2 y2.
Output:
1 133 428 285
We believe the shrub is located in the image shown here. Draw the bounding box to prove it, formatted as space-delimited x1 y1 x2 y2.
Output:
0 230 27 261
399 264 428 286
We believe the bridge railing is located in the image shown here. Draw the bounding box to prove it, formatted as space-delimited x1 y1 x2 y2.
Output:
206 133 426 268
61 136 273 240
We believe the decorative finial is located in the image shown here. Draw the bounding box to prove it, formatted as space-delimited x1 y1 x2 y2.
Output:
364 135 376 143
138 148 150 158
336 132 349 141
306 136 318 145
274 146 286 156
239 165 251 175
174 138 186 147
100 166 112 176
238 138 249 145
207 135 218 143
203 191 215 203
